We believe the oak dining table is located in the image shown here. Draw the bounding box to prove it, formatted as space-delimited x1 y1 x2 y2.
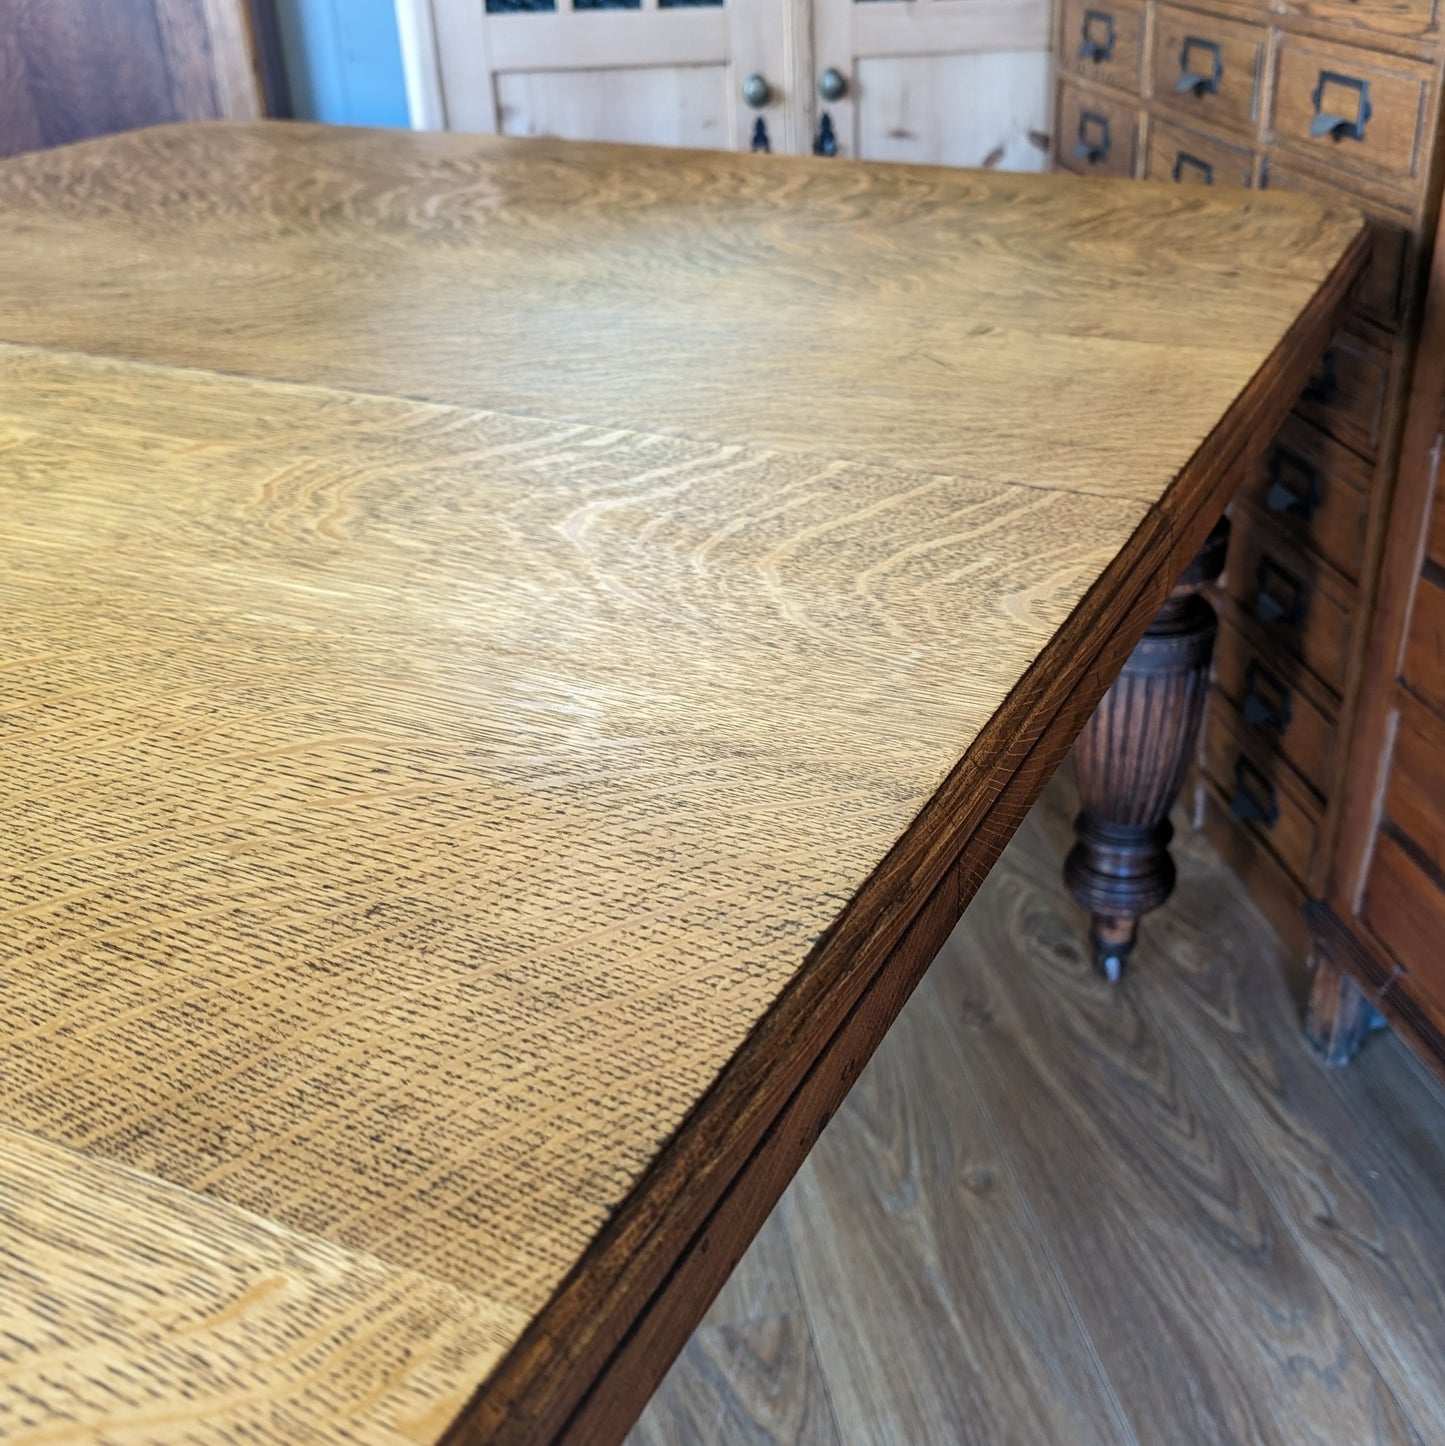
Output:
0 123 1366 1445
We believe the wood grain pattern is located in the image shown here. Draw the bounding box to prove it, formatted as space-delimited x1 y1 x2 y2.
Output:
0 340 1152 1444
0 1125 521 1444
852 52 1052 172
930 785 1423 1445
638 768 1445 1444
0 340 1144 1286
778 991 1133 1445
625 1315 841 1446
1147 857 1445 1444
0 123 1365 498
0 125 1367 1443
1144 117 1256 189
1272 36 1435 193
495 66 731 151
562 556 1179 1445
1150 5 1267 138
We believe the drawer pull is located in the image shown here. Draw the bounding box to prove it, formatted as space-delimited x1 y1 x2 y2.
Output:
1172 151 1214 184
1242 660 1293 733
1310 71 1373 143
1078 8 1115 62
1254 556 1307 629
1073 110 1111 164
1265 445 1322 520
1176 36 1223 98
1230 756 1280 828
1303 349 1338 406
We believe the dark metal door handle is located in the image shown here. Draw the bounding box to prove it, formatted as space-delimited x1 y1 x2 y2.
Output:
1241 660 1292 733
1230 756 1280 826
1073 110 1111 164
1311 71 1372 141
813 113 838 157
1303 349 1338 405
1265 445 1322 520
750 117 771 153
1254 556 1307 629
1078 8 1116 62
1172 151 1214 184
1177 36 1223 97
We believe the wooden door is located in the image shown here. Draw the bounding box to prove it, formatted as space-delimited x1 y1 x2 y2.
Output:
431 0 801 153
811 0 1052 167
0 0 267 159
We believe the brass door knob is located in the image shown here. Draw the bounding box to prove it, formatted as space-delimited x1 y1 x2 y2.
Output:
818 67 847 102
742 73 771 108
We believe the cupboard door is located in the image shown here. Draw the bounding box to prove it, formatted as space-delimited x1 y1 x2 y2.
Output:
432 0 795 152
813 0 1052 168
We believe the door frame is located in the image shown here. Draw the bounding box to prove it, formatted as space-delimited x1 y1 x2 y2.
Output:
395 0 445 128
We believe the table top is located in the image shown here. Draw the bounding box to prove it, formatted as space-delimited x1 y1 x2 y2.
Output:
0 123 1364 1444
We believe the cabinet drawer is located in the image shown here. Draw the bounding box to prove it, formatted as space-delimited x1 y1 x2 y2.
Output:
1203 701 1323 888
1058 0 1145 95
1271 37 1434 194
1199 784 1312 960
1151 6 1267 136
1225 517 1355 695
1401 570 1445 717
1239 418 1371 583
1212 616 1337 797
1381 699 1445 876
1261 160 1415 332
1293 330 1391 461
1055 80 1139 178
1426 469 1445 568
1362 830 1445 1014
1281 0 1441 45
1372 703 1445 1031
1145 117 1254 187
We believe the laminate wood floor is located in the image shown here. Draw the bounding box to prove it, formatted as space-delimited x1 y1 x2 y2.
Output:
628 770 1445 1446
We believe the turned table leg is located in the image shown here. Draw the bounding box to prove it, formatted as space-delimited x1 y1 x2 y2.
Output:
1065 518 1229 981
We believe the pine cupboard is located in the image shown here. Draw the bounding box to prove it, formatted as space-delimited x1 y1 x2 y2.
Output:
420 0 1054 168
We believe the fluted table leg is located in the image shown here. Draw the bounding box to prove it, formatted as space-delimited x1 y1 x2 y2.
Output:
1065 517 1229 981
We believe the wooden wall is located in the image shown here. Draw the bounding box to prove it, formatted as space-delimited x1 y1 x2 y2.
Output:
0 0 269 159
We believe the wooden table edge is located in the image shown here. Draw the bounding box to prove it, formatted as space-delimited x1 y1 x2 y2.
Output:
433 219 1370 1446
